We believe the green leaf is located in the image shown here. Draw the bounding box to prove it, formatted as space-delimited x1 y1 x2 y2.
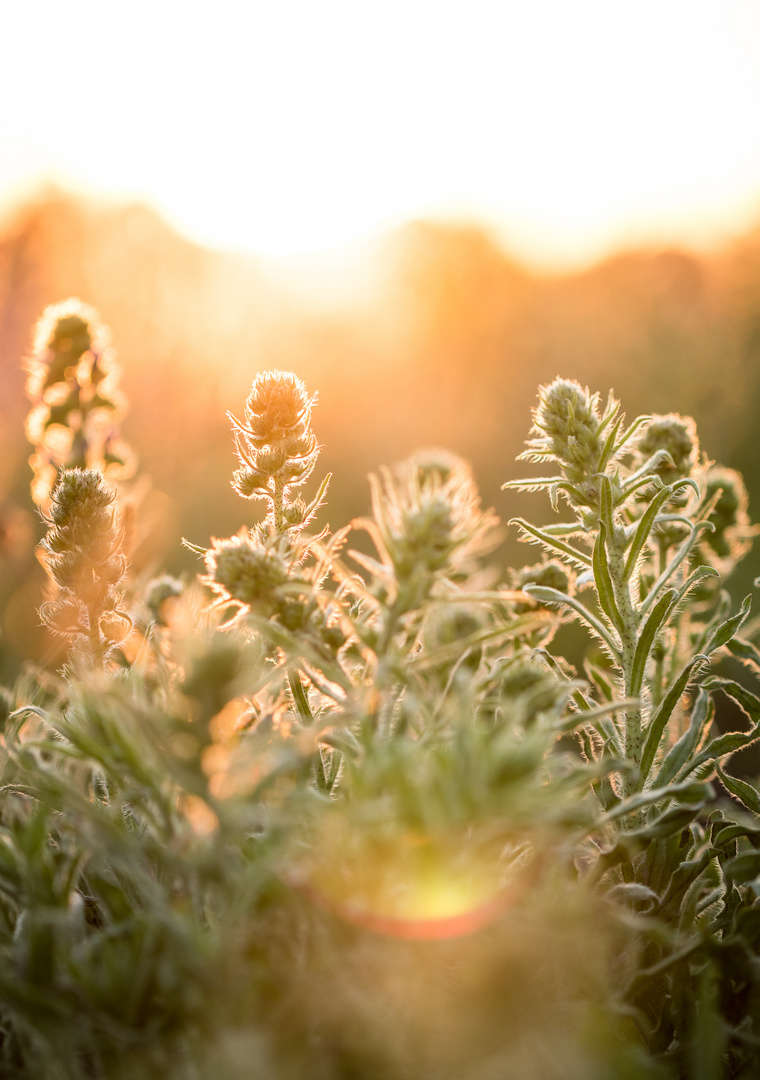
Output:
604 778 712 823
712 821 760 849
592 521 624 634
540 522 588 537
681 723 760 779
654 849 715 918
704 595 752 656
630 589 677 698
671 564 719 608
521 584 621 660
288 669 313 724
723 851 760 884
584 660 615 702
501 475 564 490
638 519 714 619
623 483 678 581
596 415 623 473
704 678 760 725
634 803 704 841
606 882 660 909
654 688 713 789
560 699 633 758
598 474 615 535
727 636 760 673
640 656 707 784
687 965 726 1080
508 518 592 568
715 763 760 815
303 471 332 522
611 414 652 460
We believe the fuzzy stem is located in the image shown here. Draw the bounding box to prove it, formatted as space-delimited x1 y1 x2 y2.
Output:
86 606 106 670
272 475 286 537
605 526 643 794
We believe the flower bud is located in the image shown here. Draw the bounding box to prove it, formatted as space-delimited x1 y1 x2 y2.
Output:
529 379 605 485
99 610 133 645
145 575 184 625
228 370 322 537
284 499 307 527
514 561 573 612
634 414 699 484
700 466 753 564
204 533 289 615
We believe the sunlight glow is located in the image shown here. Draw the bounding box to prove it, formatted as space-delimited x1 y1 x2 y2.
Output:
2 0 760 267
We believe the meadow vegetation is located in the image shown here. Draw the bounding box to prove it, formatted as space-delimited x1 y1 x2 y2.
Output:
1 298 760 1078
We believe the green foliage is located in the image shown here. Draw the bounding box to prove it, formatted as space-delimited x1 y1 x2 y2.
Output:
2 337 760 1077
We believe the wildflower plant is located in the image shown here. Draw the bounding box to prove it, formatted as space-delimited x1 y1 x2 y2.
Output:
228 369 328 539
25 298 133 510
506 376 760 1072
37 467 132 668
3 317 760 1080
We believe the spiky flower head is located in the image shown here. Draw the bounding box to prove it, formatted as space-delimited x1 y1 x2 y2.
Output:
513 560 574 613
25 298 133 510
634 413 700 485
144 575 184 626
203 531 300 623
38 468 131 665
231 372 317 495
229 370 326 538
516 560 573 596
497 659 566 716
520 379 609 489
699 466 754 565
370 454 495 589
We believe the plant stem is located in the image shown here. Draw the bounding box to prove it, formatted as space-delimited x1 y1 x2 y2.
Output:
272 476 285 537
605 522 643 796
87 605 105 670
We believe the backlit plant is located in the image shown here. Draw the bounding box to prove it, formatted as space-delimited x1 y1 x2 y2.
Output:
1 309 759 1079
25 298 133 511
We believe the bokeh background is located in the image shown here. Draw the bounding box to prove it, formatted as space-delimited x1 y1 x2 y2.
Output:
2 1 760 678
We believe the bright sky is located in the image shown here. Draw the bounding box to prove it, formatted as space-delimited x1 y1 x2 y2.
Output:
2 0 760 267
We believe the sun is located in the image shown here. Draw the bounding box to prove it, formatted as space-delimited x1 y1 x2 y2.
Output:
2 1 760 267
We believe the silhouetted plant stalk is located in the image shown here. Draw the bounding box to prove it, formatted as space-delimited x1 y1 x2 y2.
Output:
38 468 132 669
25 298 134 512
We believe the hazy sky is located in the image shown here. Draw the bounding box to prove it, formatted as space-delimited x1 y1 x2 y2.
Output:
2 0 760 265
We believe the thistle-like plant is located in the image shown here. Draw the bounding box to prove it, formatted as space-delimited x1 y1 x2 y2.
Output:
25 299 133 511
506 376 760 1070
505 379 725 787
199 371 351 781
228 369 329 540
38 467 132 668
202 372 340 645
7 340 760 1080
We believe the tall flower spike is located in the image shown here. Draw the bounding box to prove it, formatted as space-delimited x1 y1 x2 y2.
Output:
632 413 700 485
229 370 328 538
699 466 756 568
203 530 293 624
25 298 134 511
520 378 607 486
370 453 495 591
38 468 132 668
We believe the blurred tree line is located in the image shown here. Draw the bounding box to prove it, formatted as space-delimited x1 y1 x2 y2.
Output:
1 188 759 677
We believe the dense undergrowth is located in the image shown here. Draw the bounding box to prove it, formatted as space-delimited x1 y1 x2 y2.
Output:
1 300 760 1078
